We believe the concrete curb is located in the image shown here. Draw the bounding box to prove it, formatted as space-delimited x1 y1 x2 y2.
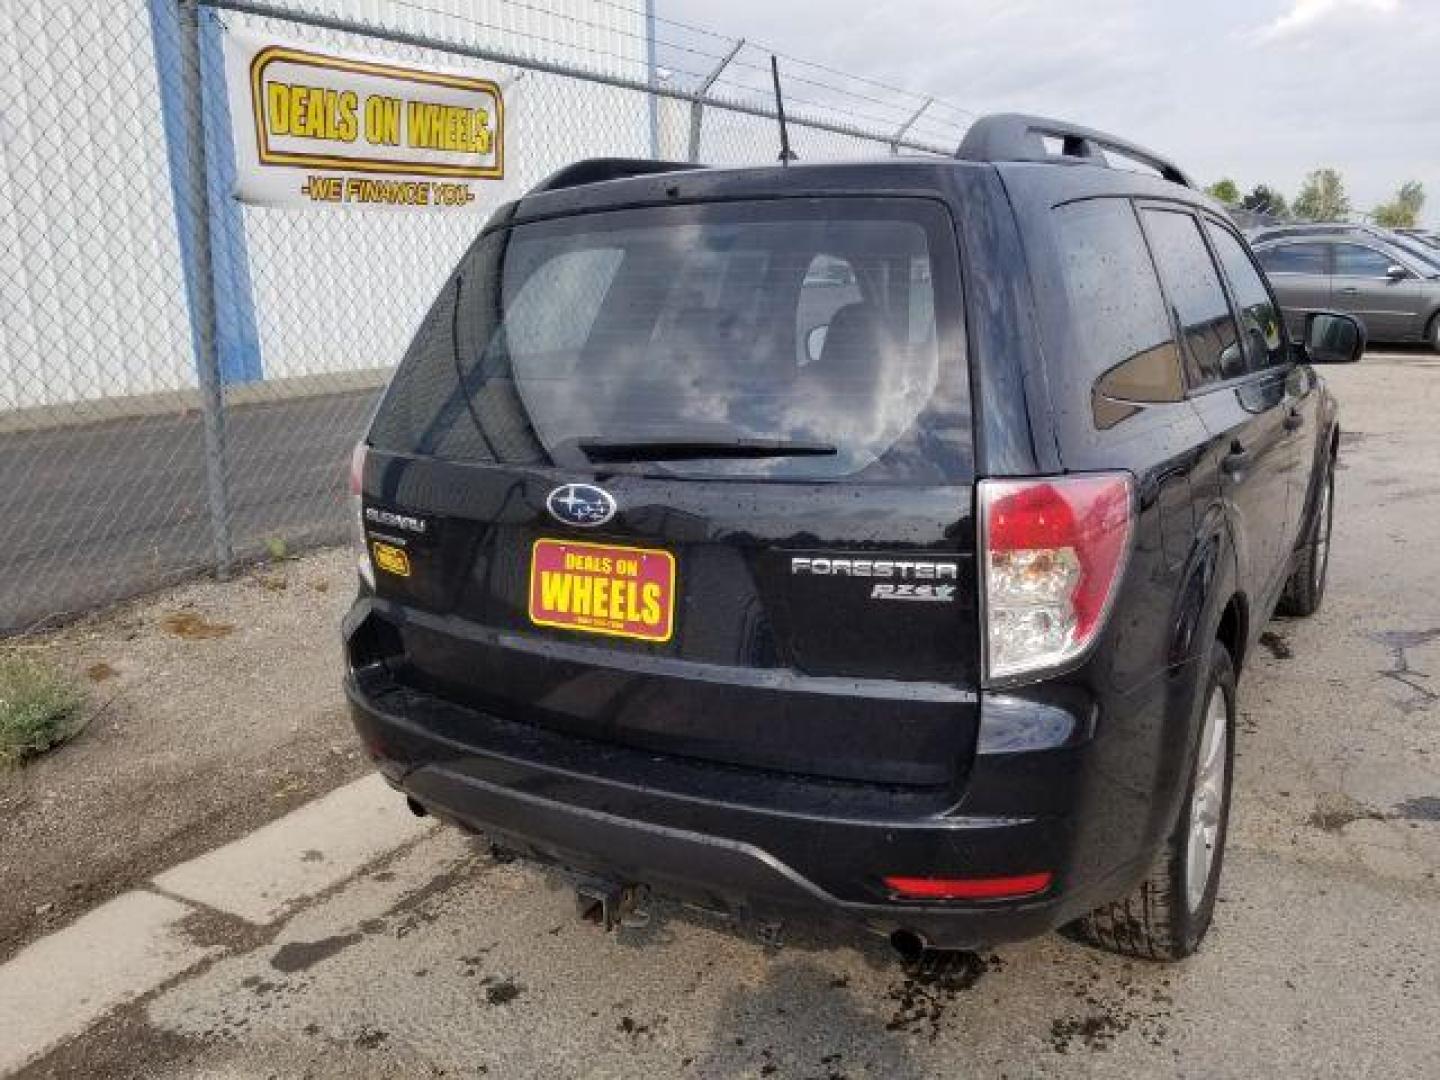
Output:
0 773 428 1076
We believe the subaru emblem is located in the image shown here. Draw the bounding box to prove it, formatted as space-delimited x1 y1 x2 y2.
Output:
546 483 617 528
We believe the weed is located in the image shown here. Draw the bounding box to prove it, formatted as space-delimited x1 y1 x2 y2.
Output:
0 655 85 766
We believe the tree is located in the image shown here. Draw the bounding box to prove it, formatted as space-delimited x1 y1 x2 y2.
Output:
1372 181 1425 228
1205 178 1240 205
1240 184 1289 219
1292 168 1351 222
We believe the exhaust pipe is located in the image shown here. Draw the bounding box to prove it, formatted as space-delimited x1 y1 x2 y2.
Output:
890 928 930 961
405 796 428 818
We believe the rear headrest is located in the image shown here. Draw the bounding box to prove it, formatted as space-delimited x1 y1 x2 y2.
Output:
818 303 890 382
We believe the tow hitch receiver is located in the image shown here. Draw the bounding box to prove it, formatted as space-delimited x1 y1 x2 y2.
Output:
575 878 650 931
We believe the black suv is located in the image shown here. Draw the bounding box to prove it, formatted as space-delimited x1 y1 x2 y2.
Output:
344 115 1359 961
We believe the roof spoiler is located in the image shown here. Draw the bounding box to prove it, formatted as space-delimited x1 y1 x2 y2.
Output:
957 113 1192 189
527 158 703 195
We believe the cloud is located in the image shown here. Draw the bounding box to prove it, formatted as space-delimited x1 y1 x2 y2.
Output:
1258 0 1401 41
659 0 1440 225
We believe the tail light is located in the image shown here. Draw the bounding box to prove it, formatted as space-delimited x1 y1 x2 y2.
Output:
350 443 374 589
978 473 1134 683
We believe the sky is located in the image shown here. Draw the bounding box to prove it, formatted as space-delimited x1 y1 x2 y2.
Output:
656 0 1440 225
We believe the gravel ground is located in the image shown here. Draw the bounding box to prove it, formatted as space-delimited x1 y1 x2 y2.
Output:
7 350 1440 1078
0 549 368 963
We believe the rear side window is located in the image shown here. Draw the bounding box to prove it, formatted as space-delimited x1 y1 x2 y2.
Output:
369 198 970 483
1142 208 1244 387
1256 243 1326 275
1204 222 1286 370
1332 243 1395 278
1050 199 1183 429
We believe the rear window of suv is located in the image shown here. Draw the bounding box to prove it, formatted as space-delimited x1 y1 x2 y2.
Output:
370 198 970 483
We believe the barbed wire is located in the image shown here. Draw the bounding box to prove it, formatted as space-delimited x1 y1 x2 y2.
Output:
382 0 971 141
584 0 977 122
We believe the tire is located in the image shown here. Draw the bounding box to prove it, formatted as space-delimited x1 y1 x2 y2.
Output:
1070 641 1236 961
1429 314 1440 354
1277 459 1334 618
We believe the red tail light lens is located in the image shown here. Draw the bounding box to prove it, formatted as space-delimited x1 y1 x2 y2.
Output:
883 872 1053 901
350 443 373 588
979 473 1134 683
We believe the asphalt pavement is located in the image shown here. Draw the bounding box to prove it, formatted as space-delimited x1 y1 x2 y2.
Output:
5 350 1440 1079
0 389 376 632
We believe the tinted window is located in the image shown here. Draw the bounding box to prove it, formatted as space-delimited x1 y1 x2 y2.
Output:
1142 209 1244 386
1205 222 1286 371
1332 243 1398 277
1051 200 1183 429
1256 243 1327 275
370 199 969 483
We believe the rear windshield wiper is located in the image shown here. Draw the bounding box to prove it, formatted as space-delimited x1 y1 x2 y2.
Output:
574 437 838 463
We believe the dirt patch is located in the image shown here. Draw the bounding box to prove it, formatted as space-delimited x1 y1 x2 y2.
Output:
1308 792 1385 832
0 548 366 962
158 610 236 641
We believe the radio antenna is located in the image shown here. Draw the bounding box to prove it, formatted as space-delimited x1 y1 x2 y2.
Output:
770 56 798 164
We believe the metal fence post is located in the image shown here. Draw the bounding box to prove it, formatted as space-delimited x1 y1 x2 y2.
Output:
890 98 932 155
688 37 744 163
178 0 234 578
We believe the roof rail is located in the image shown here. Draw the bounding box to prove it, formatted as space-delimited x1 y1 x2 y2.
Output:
527 158 703 196
957 113 1192 189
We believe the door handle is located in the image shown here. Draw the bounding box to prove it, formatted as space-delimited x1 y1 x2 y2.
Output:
1221 441 1250 477
1284 407 1305 432
1338 286 1359 295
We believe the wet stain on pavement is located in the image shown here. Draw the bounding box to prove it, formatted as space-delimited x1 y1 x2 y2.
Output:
1371 628 1440 714
1051 968 1175 1053
353 1025 389 1050
485 977 523 1005
270 932 364 974
885 951 993 1041
1049 1012 1125 1053
1394 796 1440 822
1259 631 1293 660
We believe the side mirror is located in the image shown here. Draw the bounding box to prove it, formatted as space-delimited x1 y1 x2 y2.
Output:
1385 264 1408 281
805 324 829 365
1302 312 1366 365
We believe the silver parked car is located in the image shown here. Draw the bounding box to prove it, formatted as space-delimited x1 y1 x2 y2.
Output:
1253 232 1440 351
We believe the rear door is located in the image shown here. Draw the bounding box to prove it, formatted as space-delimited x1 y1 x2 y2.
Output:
1204 217 1317 560
360 197 979 787
1254 241 1331 338
1329 242 1423 341
1141 206 1293 604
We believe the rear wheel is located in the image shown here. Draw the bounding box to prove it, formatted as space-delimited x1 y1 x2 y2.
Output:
1278 460 1334 617
1070 641 1236 961
1429 313 1440 354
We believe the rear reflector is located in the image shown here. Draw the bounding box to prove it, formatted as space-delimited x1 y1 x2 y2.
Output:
883 872 1053 901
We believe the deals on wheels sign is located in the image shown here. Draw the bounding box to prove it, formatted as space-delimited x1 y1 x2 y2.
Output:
223 30 504 210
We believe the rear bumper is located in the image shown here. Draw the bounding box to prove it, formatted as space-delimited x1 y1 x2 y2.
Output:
346 665 1163 949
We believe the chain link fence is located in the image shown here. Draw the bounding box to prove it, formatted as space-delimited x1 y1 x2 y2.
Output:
0 0 966 633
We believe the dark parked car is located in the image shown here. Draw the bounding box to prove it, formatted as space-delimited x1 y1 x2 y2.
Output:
344 115 1359 962
1253 231 1440 349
